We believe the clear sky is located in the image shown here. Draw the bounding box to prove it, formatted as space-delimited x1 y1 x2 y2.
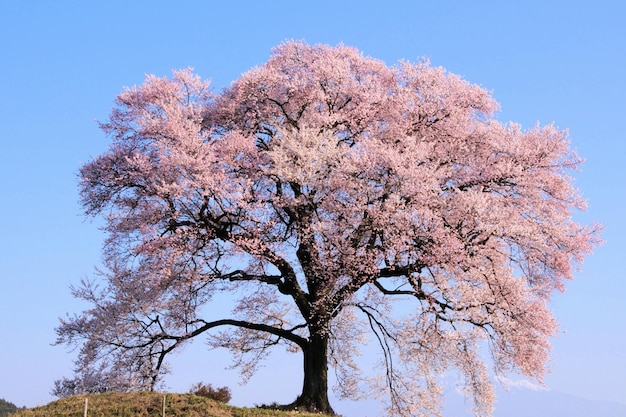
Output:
0 1 624 416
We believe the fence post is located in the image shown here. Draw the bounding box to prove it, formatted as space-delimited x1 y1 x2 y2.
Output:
83 397 88 417
162 394 166 417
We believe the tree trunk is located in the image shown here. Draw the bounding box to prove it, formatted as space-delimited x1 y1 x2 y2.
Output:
291 332 335 415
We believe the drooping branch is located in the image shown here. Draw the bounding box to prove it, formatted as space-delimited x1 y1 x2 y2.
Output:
354 303 398 394
122 316 311 387
171 318 308 349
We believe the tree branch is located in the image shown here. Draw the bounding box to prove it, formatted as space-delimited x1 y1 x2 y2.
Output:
174 318 308 349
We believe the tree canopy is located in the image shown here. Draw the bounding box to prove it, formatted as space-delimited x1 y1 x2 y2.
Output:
55 41 599 416
0 398 20 417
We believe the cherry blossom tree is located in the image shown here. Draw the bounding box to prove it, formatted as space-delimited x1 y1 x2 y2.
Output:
55 41 599 416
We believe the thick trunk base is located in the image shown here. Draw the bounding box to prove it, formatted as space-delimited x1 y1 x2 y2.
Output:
262 398 335 416
288 394 335 415
288 332 335 415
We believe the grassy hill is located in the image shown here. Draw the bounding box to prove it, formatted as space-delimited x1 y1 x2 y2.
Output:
8 392 327 417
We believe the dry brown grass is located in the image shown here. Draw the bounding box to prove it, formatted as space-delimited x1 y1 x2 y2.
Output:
9 392 328 417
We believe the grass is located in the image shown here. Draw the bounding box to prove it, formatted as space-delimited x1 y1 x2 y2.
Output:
9 392 328 417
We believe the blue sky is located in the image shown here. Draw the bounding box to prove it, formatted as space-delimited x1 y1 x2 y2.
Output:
0 1 624 416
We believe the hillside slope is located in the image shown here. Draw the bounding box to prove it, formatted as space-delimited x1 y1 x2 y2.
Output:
9 392 325 417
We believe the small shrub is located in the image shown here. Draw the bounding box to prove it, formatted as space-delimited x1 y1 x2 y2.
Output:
255 402 282 410
189 382 232 404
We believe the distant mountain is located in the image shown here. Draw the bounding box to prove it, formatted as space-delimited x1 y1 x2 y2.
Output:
493 389 626 417
446 386 626 417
